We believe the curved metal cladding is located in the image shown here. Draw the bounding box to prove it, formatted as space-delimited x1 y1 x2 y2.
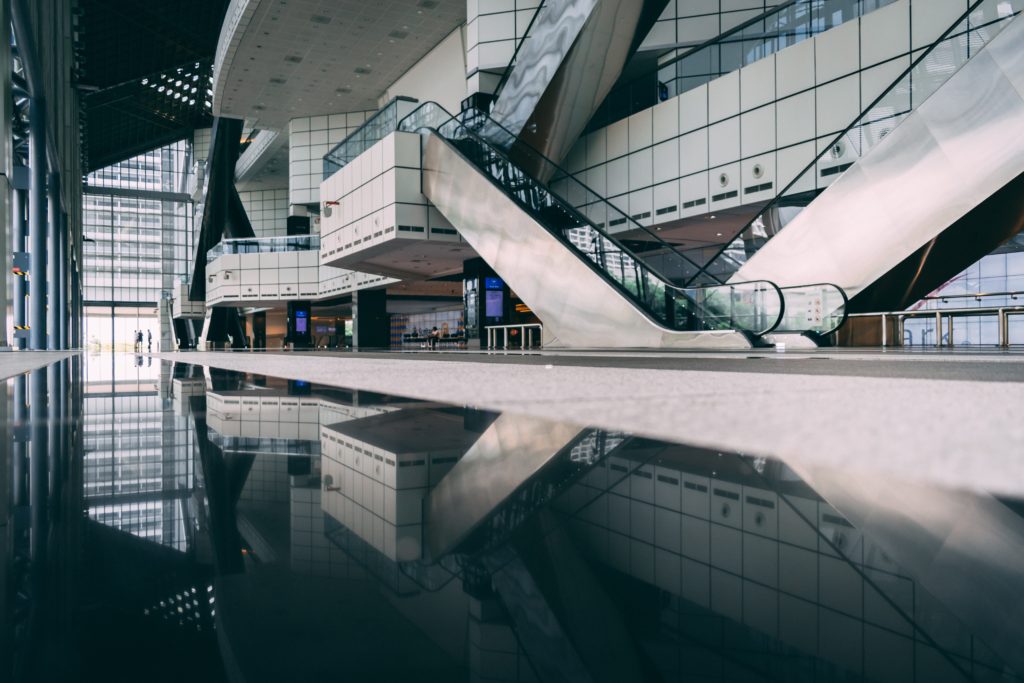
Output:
421 132 754 349
732 14 1024 313
488 0 669 179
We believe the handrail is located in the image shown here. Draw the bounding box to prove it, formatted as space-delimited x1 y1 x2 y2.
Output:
485 323 543 350
914 290 1024 304
400 101 786 337
322 96 419 179
491 0 547 101
848 305 1024 348
686 0 1002 286
778 282 849 336
206 234 320 262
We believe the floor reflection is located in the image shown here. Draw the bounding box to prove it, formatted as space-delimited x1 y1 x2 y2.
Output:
1 355 1023 682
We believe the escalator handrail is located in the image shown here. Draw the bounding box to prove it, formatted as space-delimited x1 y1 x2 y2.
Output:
778 282 850 336
401 102 786 336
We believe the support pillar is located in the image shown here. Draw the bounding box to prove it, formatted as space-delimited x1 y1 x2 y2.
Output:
28 98 46 350
46 173 59 350
57 211 67 349
352 289 389 350
12 186 26 349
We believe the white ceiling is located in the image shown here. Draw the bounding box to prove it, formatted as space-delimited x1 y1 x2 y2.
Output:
214 0 465 131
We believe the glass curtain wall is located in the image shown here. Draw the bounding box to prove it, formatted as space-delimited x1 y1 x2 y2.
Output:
82 140 195 351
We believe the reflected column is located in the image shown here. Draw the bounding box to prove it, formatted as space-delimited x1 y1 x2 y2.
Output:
28 367 48 563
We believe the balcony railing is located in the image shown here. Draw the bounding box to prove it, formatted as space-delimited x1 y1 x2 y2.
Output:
206 234 320 263
322 96 420 180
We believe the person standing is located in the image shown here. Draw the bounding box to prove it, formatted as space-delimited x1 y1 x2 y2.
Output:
147 330 152 352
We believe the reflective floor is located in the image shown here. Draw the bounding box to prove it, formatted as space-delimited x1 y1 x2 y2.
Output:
2 353 1024 682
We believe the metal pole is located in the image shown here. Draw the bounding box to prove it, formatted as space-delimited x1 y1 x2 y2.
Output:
881 313 886 347
28 98 47 350
947 314 954 348
935 311 942 348
12 187 26 349
47 173 59 350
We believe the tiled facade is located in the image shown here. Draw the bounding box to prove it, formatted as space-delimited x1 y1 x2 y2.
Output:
319 131 462 272
288 110 377 206
238 188 289 237
557 0 979 234
204 250 397 306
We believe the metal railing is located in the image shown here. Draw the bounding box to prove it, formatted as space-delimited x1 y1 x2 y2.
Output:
485 323 543 350
321 96 420 180
206 234 320 262
848 292 1024 347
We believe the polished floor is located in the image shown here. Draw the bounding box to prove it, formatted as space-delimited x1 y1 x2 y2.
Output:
2 351 1024 682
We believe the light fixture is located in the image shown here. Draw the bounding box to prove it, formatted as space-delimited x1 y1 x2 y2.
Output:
709 215 716 219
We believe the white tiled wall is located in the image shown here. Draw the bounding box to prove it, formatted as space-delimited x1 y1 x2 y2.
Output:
320 423 460 562
239 188 289 237
206 391 322 441
193 128 212 165
204 250 397 306
289 111 376 206
465 0 542 85
641 0 785 50
319 131 461 270
171 282 204 318
557 0 967 230
555 452 990 680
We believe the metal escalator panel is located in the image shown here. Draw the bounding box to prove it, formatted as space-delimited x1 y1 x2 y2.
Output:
488 0 669 178
417 114 784 348
729 10 1024 311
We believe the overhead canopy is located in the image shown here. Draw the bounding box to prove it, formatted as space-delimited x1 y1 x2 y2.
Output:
77 0 231 171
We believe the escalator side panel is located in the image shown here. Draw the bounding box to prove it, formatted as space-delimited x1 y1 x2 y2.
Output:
731 15 1024 304
422 132 753 349
490 0 669 178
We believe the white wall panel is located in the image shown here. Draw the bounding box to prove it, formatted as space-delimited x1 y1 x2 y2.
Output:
815 75 860 135
776 39 815 98
815 19 860 83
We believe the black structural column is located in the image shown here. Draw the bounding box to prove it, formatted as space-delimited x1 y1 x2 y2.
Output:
12 185 27 349
28 98 47 351
352 289 389 349
46 173 59 350
57 211 68 349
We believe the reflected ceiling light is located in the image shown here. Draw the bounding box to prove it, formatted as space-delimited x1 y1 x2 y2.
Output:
709 215 716 219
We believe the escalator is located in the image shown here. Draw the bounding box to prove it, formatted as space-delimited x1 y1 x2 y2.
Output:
718 5 1024 312
404 104 790 348
402 104 846 348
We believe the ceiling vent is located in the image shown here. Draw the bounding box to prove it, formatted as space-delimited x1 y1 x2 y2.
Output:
418 0 439 7
354 66 371 75
388 29 409 39
310 14 332 24
284 55 303 64
269 77 286 85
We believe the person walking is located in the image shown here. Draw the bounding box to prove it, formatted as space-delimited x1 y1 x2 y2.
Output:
147 330 152 352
